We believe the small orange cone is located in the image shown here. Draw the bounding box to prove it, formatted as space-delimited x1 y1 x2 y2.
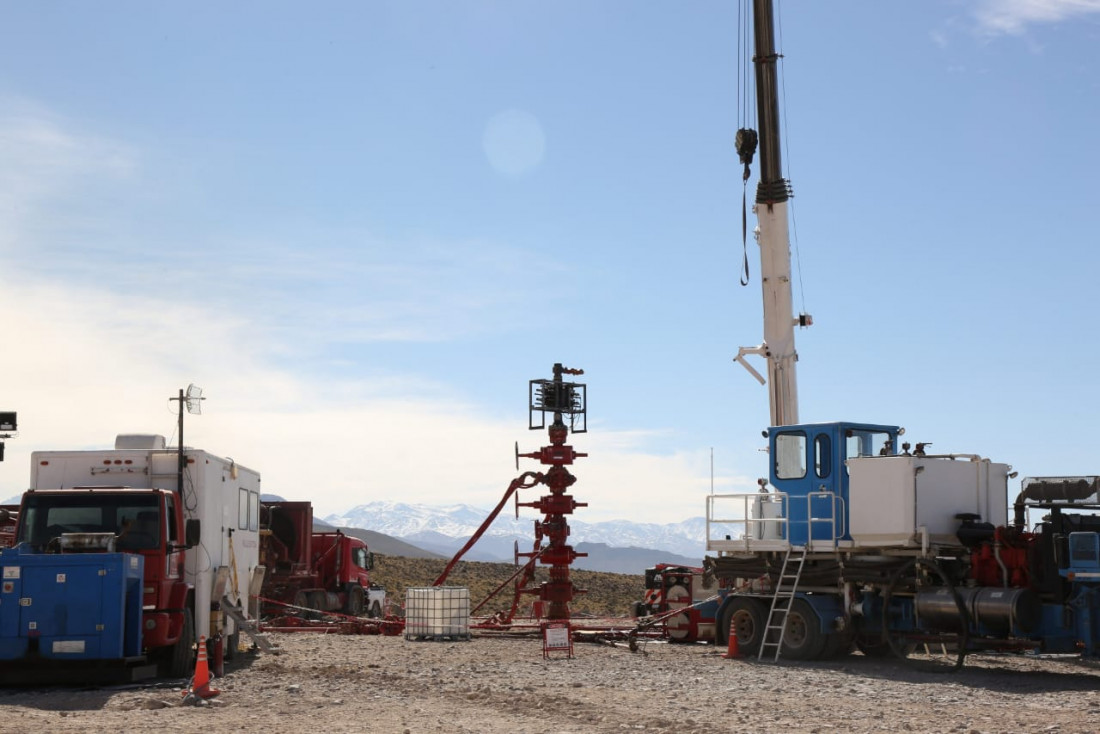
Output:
722 629 740 659
185 635 221 699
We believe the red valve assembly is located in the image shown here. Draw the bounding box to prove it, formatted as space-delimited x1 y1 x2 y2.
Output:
515 363 588 622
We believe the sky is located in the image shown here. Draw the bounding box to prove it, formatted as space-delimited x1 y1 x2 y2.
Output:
1 0 1099 525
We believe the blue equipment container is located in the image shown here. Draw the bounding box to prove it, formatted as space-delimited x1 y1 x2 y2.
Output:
0 544 143 663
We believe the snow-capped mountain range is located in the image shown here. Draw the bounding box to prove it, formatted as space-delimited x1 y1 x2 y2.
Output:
324 501 707 562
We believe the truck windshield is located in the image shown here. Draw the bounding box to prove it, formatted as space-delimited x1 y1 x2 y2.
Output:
17 493 161 551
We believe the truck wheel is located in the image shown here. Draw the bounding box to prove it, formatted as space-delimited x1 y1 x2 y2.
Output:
718 596 765 657
161 607 195 679
345 585 365 616
781 599 827 661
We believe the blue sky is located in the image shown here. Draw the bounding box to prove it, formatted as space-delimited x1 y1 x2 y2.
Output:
1 1 1099 524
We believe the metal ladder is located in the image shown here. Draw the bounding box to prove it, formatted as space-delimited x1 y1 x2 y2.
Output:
221 596 279 654
758 545 807 662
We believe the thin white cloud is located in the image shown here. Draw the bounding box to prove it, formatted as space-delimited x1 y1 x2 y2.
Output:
0 274 729 523
974 0 1100 35
0 98 568 357
0 100 138 254
0 98 719 524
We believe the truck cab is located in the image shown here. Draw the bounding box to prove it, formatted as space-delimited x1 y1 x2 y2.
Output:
312 532 374 592
14 487 197 653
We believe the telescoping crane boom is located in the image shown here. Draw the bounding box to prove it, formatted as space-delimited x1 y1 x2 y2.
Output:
733 0 809 428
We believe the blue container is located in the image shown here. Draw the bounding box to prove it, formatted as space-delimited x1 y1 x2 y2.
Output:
0 544 143 662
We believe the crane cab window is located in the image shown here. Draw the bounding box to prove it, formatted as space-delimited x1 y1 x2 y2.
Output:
775 432 807 480
845 430 894 460
815 434 831 478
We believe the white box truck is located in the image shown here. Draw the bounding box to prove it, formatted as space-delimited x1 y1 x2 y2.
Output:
11 433 261 677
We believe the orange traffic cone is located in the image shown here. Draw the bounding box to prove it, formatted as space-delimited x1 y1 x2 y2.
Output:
722 629 740 659
185 635 221 699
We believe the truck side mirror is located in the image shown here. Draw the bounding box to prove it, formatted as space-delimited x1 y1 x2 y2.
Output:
185 518 201 548
367 552 375 571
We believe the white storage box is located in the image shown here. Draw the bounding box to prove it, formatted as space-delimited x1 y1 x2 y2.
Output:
404 587 471 641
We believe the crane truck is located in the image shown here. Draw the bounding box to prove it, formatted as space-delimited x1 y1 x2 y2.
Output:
0 432 262 680
705 0 1100 669
259 500 385 619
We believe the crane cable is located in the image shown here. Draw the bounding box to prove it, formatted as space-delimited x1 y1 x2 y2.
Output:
736 0 756 287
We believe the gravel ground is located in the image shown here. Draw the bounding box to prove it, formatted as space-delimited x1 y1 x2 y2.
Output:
3 632 1100 734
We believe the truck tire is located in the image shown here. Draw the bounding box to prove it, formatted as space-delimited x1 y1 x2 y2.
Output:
345 585 365 616
718 596 766 657
780 599 827 661
161 607 195 679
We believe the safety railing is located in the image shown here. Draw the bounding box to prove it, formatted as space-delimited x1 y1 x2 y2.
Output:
706 492 789 551
707 491 847 552
805 491 845 549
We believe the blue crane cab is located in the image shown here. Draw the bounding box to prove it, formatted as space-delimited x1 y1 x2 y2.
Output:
768 421 902 547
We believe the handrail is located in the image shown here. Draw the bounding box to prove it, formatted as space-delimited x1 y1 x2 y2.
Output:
806 491 845 548
708 490 846 550
707 492 788 548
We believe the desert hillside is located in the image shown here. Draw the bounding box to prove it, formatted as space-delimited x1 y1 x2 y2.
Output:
370 554 643 617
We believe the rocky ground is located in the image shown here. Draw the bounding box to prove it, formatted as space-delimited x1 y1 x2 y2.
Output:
3 631 1100 734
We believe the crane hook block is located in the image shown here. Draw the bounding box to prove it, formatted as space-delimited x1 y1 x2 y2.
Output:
736 128 759 181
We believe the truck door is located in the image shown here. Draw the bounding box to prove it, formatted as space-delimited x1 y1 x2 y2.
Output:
808 429 844 543
772 429 811 545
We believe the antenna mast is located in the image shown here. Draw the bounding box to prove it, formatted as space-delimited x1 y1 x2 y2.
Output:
171 384 204 497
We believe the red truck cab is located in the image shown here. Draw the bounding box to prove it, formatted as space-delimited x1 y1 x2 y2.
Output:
14 487 199 675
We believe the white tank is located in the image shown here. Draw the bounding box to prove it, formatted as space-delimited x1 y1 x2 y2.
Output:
848 455 1009 548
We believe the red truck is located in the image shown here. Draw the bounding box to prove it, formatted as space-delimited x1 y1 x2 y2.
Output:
260 501 385 618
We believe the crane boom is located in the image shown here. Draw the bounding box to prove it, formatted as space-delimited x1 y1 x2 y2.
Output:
735 0 806 428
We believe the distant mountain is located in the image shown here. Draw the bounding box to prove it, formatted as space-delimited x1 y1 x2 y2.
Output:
323 501 709 573
262 492 440 558
325 525 444 560
573 543 701 575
